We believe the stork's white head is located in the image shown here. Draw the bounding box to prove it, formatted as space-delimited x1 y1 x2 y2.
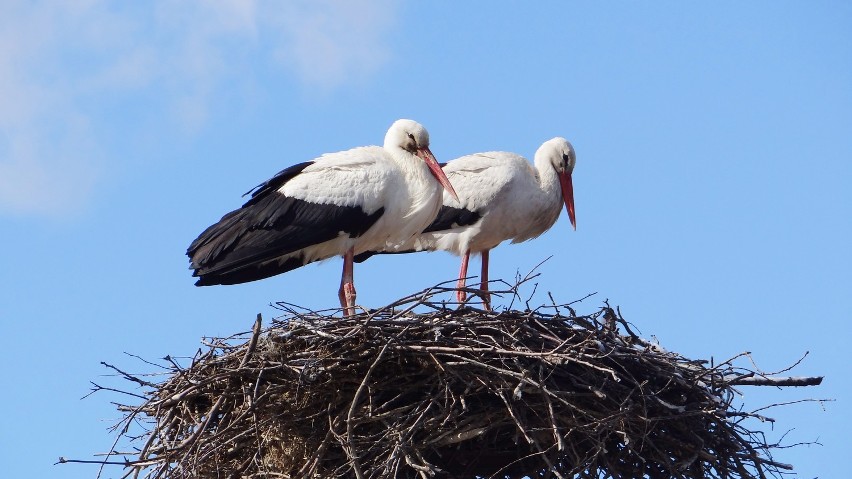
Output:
384 119 459 201
538 137 576 175
537 137 576 230
384 119 430 152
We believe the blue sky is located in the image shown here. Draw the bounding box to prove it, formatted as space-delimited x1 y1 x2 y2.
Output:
1 2 849 478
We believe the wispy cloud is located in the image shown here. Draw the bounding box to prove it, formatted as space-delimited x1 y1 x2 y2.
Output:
0 2 107 219
0 0 397 219
267 0 395 90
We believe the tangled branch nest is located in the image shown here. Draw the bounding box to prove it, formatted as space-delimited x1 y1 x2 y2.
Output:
89 283 821 479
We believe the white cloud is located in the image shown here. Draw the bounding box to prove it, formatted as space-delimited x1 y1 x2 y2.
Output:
266 0 396 90
0 1 106 219
0 0 397 219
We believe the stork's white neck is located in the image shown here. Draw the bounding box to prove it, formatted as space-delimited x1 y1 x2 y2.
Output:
532 137 574 200
533 150 562 200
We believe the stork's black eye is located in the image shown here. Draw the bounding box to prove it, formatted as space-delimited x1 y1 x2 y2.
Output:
406 132 417 150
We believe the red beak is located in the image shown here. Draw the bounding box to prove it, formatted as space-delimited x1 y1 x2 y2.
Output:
418 147 459 202
559 171 576 230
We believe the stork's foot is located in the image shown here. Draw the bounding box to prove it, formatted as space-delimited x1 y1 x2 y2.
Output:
455 287 494 311
478 291 492 312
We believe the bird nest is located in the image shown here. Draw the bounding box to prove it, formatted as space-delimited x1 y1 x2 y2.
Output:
85 284 821 479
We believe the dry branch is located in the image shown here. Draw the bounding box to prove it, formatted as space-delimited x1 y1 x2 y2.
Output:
77 284 823 479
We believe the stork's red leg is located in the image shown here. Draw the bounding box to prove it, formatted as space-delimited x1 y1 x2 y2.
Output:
338 247 357 316
480 249 491 311
456 251 470 304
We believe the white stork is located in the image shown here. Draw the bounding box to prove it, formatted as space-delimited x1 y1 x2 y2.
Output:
187 119 458 315
356 137 576 310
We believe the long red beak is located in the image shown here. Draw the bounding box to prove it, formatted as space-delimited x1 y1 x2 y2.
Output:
559 171 576 230
418 147 459 202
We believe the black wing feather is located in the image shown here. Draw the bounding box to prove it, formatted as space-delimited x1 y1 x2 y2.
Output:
422 205 481 233
242 161 314 206
188 163 384 285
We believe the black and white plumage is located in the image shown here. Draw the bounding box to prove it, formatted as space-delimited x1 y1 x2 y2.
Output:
357 137 576 310
187 119 458 315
